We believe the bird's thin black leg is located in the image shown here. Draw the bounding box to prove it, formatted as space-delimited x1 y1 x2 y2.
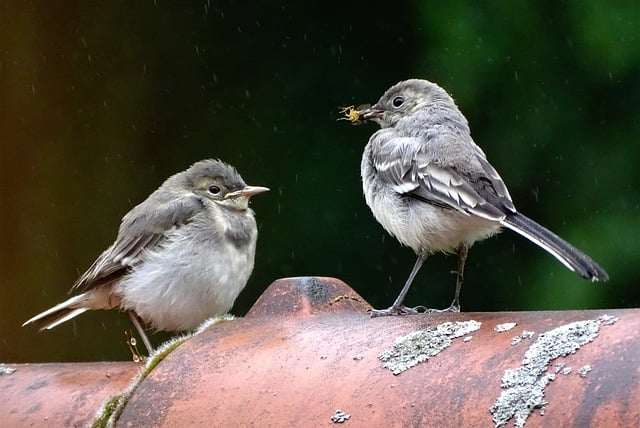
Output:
428 244 467 313
370 255 427 317
128 310 154 354
451 244 468 311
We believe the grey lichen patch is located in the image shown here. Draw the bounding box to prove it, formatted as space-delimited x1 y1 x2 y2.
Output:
93 314 235 428
331 409 351 423
577 365 592 378
511 330 535 346
379 320 481 375
597 314 619 325
0 364 16 376
494 322 517 332
554 363 572 375
490 315 619 428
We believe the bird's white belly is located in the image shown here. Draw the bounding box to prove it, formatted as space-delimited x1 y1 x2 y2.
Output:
117 233 255 332
365 185 500 255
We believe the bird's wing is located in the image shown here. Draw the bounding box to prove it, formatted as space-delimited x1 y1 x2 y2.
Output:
371 136 513 221
469 145 516 213
70 194 204 293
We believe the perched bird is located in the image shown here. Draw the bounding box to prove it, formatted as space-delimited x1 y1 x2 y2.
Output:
344 79 608 317
23 159 269 353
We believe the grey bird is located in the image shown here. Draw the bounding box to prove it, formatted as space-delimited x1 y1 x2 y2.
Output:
346 79 608 317
23 159 269 353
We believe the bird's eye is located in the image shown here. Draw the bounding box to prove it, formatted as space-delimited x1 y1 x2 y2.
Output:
208 185 221 194
392 96 405 108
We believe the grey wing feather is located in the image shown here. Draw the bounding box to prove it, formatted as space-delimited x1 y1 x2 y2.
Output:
71 195 204 293
471 146 516 213
371 136 510 221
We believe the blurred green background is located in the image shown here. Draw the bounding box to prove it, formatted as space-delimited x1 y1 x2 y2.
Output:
1 1 638 362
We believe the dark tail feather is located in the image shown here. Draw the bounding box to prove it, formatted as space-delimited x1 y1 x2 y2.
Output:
500 212 609 282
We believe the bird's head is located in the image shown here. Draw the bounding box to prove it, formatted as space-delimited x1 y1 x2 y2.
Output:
344 79 457 128
186 159 269 211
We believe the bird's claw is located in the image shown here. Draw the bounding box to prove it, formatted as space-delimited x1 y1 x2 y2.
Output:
369 304 429 318
369 300 461 317
426 300 461 313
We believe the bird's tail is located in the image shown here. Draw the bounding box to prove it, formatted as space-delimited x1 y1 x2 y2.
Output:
500 212 609 282
23 288 115 330
22 294 89 330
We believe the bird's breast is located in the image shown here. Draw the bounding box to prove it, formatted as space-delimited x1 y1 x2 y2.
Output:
116 220 258 332
362 160 499 254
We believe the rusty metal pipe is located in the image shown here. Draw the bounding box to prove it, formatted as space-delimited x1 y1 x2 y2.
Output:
2 277 638 427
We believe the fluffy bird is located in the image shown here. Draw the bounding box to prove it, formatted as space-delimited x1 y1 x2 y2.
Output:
23 159 268 352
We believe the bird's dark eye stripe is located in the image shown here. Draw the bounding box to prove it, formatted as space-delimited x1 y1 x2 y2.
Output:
392 96 404 108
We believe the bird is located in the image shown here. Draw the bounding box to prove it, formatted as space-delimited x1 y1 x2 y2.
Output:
23 159 269 353
344 79 608 317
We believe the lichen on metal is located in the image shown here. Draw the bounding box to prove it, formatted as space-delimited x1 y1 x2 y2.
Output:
494 322 517 333
554 362 573 375
490 314 620 428
0 364 16 376
597 314 619 325
378 320 482 375
577 365 592 378
511 330 535 346
331 409 351 423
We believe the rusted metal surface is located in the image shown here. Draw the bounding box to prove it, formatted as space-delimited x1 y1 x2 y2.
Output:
0 361 138 427
118 277 639 427
246 276 371 317
3 277 639 427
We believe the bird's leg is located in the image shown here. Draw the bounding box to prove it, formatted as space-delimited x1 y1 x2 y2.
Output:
128 310 154 355
370 255 427 317
428 244 468 313
451 244 469 311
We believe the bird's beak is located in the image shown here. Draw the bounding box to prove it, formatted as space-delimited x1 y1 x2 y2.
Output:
357 104 384 121
226 186 270 199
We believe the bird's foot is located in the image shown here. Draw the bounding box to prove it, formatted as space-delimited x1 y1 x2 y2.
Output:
426 299 460 314
369 304 428 318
